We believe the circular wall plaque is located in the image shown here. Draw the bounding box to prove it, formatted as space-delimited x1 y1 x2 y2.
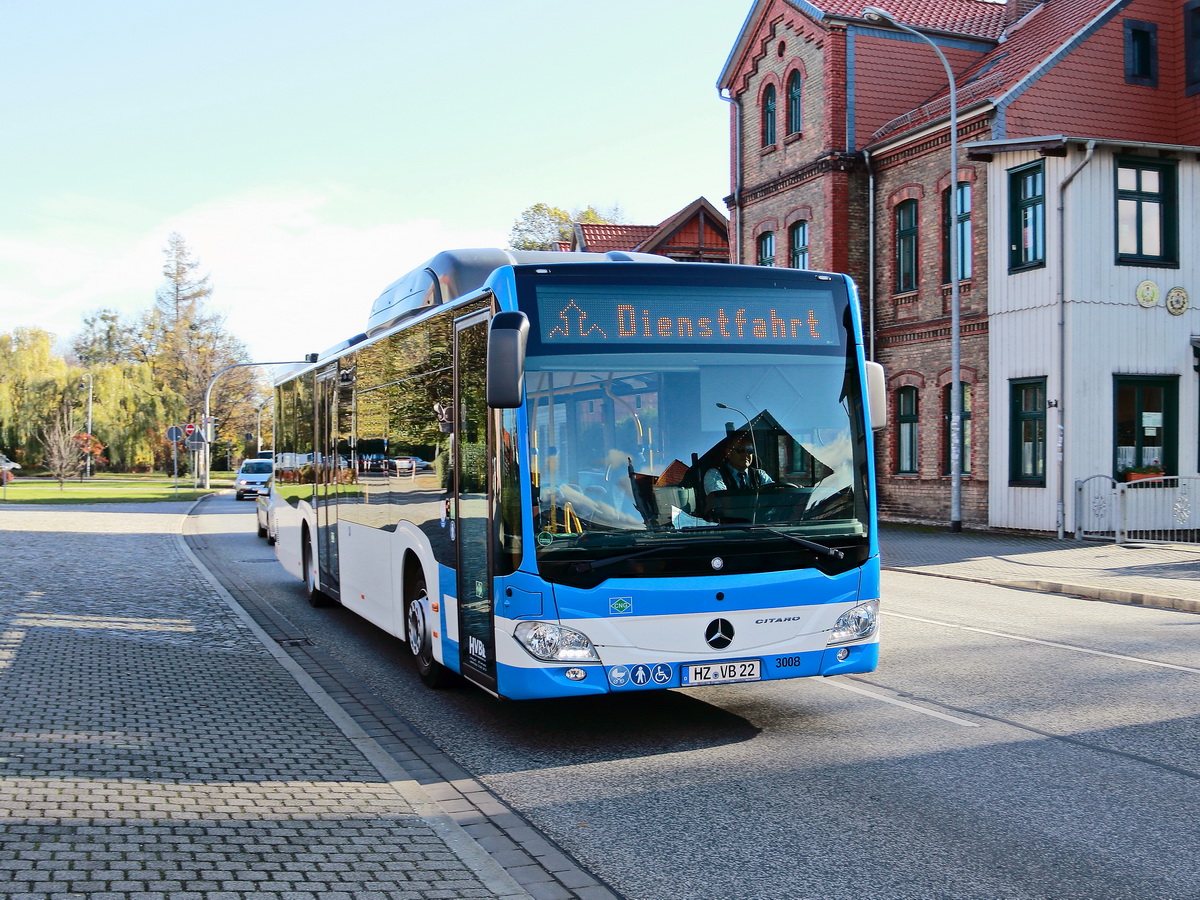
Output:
1165 286 1189 316
1136 280 1160 308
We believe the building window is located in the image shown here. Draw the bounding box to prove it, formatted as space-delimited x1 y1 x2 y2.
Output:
1116 157 1177 266
1124 19 1158 86
1114 376 1177 478
942 382 972 475
787 71 803 135
757 231 776 266
1187 0 1200 96
897 387 919 474
762 85 777 147
789 221 809 268
1010 379 1046 486
1008 161 1045 271
895 199 918 293
942 182 972 282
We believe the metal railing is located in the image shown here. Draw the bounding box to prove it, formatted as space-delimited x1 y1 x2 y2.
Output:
1075 475 1200 544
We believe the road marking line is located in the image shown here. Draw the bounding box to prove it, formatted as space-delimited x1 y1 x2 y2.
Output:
818 678 981 727
886 611 1200 675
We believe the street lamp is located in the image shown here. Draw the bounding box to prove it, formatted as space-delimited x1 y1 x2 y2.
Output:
862 6 963 532
202 359 313 489
79 373 94 478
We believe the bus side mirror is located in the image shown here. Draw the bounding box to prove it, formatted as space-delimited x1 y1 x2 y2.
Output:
487 311 529 409
865 361 887 431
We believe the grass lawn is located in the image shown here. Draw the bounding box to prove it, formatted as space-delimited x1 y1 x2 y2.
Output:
0 472 237 505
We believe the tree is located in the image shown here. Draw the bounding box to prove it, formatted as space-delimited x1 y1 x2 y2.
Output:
0 327 71 464
508 203 625 251
40 404 83 488
0 234 270 474
130 234 264 461
70 309 131 367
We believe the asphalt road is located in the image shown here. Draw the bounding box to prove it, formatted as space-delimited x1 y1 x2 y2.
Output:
191 494 1200 900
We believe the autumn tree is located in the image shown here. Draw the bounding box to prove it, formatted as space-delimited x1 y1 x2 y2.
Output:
128 234 263 465
1 234 269 474
40 404 83 488
70 309 131 367
508 203 625 251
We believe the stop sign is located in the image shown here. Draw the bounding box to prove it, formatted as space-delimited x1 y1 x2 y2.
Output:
184 423 197 436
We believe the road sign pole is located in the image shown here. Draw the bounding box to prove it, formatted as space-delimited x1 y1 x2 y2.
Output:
166 426 185 498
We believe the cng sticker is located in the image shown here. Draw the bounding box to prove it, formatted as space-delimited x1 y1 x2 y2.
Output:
610 596 633 615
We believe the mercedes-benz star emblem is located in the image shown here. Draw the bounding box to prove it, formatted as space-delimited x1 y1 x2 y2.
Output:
705 618 734 650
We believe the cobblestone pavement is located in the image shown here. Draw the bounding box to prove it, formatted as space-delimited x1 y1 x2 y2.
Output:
0 505 531 900
880 525 1200 613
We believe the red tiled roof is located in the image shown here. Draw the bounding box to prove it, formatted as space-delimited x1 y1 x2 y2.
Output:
820 0 1012 40
869 0 1116 144
577 224 658 254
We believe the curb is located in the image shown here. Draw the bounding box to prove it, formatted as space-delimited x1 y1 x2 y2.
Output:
885 565 1200 615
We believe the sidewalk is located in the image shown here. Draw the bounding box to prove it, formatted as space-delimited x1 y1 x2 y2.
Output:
880 525 1200 613
0 504 538 900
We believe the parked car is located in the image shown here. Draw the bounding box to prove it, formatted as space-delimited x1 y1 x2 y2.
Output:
255 484 275 543
393 456 432 472
0 453 19 485
235 458 273 500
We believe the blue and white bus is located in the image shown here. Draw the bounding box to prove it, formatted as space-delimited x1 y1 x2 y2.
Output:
266 249 885 700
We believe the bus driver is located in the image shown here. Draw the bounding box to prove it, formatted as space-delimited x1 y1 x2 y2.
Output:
703 441 773 493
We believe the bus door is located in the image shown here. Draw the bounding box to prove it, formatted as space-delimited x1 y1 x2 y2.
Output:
453 311 497 692
313 364 341 599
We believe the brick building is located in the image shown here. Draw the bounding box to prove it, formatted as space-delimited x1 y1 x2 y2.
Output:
720 0 1200 531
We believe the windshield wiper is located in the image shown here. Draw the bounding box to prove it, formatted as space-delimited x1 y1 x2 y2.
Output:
571 538 728 574
688 524 845 560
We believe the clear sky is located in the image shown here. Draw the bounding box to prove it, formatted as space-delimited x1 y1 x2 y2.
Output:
1 1 751 364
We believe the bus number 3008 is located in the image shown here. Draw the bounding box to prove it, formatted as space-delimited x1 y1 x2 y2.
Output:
775 656 806 668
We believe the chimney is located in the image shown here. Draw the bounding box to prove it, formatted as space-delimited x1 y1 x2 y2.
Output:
1006 0 1043 27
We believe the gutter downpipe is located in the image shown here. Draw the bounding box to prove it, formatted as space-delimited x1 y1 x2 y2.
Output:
719 89 743 264
1055 139 1096 539
864 147 877 360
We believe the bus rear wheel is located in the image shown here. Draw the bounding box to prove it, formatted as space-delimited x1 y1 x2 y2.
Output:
406 574 451 688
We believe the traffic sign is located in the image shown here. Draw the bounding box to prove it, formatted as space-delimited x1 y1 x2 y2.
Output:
184 423 197 436
166 425 184 442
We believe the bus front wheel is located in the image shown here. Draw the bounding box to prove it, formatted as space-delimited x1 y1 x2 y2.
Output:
406 575 451 688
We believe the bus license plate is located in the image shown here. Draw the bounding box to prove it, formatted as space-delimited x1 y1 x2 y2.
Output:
681 659 761 686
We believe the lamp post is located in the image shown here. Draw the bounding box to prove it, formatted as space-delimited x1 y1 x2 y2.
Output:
79 373 94 478
862 6 962 532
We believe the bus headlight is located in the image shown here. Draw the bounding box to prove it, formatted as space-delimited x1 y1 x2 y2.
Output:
514 621 600 662
827 600 879 645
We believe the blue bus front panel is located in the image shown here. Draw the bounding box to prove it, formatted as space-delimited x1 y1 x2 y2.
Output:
489 565 879 700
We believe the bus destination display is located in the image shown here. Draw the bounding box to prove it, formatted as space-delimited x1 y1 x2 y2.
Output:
533 283 843 348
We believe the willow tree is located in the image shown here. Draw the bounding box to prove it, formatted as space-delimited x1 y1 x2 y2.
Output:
0 327 71 464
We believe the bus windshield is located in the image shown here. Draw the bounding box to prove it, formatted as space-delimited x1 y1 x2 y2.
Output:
515 266 870 583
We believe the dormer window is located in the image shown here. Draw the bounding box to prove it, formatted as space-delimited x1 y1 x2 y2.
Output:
1124 19 1158 87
